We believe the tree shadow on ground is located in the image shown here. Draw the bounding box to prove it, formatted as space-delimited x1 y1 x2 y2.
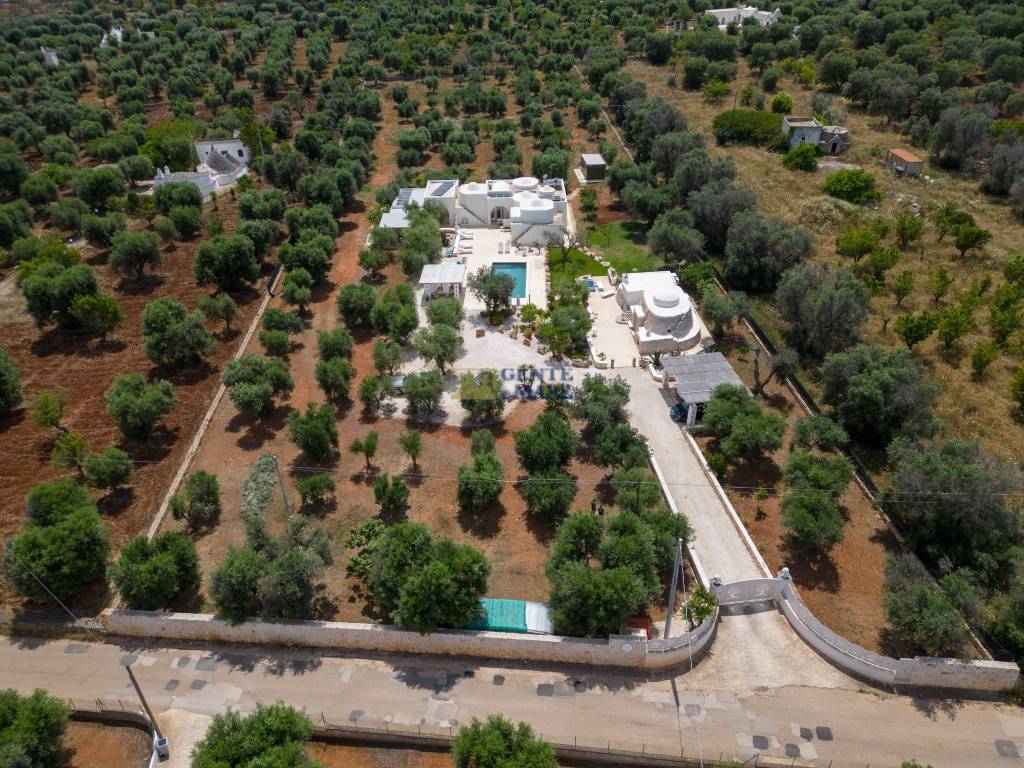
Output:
97 486 135 517
227 405 289 451
123 424 177 463
156 360 215 388
311 590 339 622
456 500 505 539
83 248 109 267
393 664 479 693
90 338 128 356
721 452 783 491
310 277 336 305
233 285 263 309
115 273 166 296
523 503 559 545
347 582 382 622
782 545 841 593
0 408 25 436
908 695 964 722
868 524 904 556
29 328 93 358
166 583 205 613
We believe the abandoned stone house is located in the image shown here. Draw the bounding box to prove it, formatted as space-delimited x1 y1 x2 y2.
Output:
781 116 850 156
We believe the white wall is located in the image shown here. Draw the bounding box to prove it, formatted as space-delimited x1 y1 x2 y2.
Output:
101 610 714 670
777 579 1020 692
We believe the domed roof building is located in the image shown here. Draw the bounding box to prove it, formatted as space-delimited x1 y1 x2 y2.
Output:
616 271 708 354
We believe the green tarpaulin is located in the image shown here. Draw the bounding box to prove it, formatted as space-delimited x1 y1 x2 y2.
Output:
470 598 528 633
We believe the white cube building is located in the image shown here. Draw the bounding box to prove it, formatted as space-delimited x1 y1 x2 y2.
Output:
617 271 706 354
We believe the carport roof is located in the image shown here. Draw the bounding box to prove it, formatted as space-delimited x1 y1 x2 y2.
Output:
662 352 744 405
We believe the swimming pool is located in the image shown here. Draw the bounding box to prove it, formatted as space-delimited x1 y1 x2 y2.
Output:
493 262 527 299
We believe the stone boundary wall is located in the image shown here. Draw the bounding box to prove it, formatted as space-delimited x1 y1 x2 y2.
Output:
777 578 898 685
777 578 1020 692
100 610 713 670
101 583 1018 692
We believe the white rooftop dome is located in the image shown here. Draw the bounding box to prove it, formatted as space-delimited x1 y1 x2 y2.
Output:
522 197 553 211
513 176 539 191
491 180 511 193
461 181 486 195
513 190 537 202
653 291 680 309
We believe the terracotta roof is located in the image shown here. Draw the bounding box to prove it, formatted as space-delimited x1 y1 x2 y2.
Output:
888 148 922 163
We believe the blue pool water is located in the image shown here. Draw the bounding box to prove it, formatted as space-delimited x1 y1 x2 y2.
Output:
493 262 527 299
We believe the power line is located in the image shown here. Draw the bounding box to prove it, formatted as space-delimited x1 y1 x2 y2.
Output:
5 550 103 643
94 455 1024 501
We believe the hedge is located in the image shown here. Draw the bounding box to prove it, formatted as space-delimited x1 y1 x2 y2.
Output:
712 110 784 146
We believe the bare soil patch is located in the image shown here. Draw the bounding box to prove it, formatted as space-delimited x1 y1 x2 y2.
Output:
310 742 451 768
66 720 150 768
0 195 268 613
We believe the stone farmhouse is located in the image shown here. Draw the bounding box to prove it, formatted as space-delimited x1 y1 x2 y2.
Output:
781 116 850 156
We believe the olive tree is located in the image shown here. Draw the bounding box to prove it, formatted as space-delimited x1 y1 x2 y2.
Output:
776 263 869 357
105 373 178 440
142 297 216 370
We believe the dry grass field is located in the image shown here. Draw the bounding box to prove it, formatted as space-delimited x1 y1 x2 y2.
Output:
627 58 1024 469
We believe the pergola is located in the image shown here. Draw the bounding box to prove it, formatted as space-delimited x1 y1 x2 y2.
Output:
418 262 466 301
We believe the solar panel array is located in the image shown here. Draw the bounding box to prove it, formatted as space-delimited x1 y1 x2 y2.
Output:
431 180 454 196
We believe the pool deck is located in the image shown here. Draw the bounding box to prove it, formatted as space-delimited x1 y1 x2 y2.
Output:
459 227 548 312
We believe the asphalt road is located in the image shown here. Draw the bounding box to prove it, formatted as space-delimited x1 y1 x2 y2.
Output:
2 632 1021 768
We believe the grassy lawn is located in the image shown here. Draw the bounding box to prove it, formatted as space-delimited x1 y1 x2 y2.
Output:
585 220 665 273
547 246 605 285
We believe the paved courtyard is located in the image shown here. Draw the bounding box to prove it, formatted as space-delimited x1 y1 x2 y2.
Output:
395 309 578 427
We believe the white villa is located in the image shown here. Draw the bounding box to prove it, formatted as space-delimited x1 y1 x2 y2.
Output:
616 271 707 354
705 5 781 28
153 137 250 198
380 176 568 247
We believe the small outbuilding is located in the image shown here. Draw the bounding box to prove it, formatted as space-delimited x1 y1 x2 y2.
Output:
661 352 745 426
418 262 465 301
885 148 924 177
580 153 607 182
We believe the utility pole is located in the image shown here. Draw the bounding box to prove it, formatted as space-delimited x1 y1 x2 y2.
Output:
664 538 684 638
272 455 291 521
125 664 169 757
